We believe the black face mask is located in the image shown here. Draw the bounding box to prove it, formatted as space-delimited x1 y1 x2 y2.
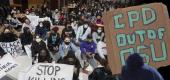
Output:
65 42 70 45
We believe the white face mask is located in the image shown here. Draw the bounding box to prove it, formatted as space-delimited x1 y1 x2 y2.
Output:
39 23 43 27
36 38 41 43
97 29 102 33
84 24 88 29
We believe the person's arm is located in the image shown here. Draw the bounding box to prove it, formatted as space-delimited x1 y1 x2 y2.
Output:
80 42 86 54
82 27 91 40
70 42 78 52
58 44 64 58
92 32 98 44
97 42 105 59
92 42 97 53
76 27 81 42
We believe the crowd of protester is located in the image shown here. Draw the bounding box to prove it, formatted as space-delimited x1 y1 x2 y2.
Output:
0 0 165 80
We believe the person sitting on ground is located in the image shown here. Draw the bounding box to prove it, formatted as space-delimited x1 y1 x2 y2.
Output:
76 21 91 43
31 35 47 64
121 53 164 80
58 36 81 59
47 27 61 63
80 34 97 68
35 21 48 40
20 27 33 46
61 22 76 41
92 25 105 44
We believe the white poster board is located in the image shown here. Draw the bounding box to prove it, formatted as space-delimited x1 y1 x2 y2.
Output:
23 63 74 80
0 39 23 57
0 54 19 79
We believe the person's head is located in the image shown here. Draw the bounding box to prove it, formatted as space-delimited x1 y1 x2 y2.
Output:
35 35 42 43
23 27 31 33
4 28 11 33
64 36 71 45
83 21 89 29
13 7 16 10
86 34 93 43
38 21 43 27
25 19 31 24
97 27 104 33
96 15 101 19
3 27 11 34
51 27 59 33
39 49 48 56
64 50 77 65
126 53 144 70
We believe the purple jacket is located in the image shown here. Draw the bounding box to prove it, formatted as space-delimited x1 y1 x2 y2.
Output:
80 41 96 54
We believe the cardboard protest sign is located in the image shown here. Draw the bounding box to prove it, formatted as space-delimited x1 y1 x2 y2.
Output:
0 39 23 57
24 63 74 80
103 3 170 74
0 54 19 79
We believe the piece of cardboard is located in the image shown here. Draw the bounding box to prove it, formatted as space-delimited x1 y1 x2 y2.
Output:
103 3 170 74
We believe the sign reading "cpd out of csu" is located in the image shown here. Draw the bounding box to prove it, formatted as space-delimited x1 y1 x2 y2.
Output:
103 3 170 74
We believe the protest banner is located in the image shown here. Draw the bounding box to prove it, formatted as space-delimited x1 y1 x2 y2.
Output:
23 63 74 80
103 3 170 74
0 39 23 57
0 54 19 79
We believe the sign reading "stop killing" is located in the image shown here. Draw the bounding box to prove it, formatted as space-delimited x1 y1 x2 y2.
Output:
103 3 170 74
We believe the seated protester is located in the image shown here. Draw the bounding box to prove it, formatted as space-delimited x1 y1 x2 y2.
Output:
76 21 91 43
48 27 61 63
52 9 60 25
20 27 33 46
61 22 76 40
35 21 48 40
31 36 47 64
92 25 105 44
95 15 103 24
60 50 81 80
59 36 80 59
88 55 112 80
0 27 18 42
22 18 35 33
80 34 97 68
43 16 53 31
47 27 60 52
37 49 52 63
121 53 164 80
0 46 6 58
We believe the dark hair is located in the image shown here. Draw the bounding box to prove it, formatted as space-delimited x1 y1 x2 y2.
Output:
126 53 144 70
23 27 30 33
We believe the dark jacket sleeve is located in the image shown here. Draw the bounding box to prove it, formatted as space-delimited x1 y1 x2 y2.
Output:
0 47 6 57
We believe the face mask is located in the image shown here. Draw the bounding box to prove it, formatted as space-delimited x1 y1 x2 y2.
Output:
84 25 88 29
65 42 70 45
97 29 102 33
39 23 43 27
86 39 93 42
36 38 41 43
